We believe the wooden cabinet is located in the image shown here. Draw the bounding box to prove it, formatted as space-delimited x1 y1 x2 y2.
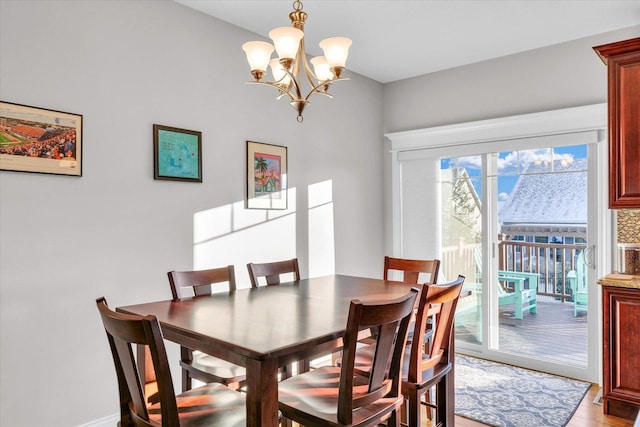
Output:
593 38 640 208
602 285 640 419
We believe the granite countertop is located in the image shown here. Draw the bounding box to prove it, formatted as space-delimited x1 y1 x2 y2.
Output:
597 273 640 289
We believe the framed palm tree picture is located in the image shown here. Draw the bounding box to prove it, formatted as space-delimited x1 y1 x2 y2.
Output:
246 140 287 209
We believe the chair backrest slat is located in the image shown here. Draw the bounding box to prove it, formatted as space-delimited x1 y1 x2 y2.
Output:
384 256 440 285
168 265 236 300
247 258 300 287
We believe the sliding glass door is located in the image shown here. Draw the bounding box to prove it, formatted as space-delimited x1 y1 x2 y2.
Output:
442 144 595 378
388 105 609 382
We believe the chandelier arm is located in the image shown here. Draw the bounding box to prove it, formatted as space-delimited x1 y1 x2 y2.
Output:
297 40 323 90
306 75 350 101
302 76 350 101
245 81 297 103
304 84 332 102
283 66 304 101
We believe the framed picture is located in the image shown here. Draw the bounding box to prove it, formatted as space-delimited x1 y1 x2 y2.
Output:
0 101 82 176
246 140 288 209
153 124 202 182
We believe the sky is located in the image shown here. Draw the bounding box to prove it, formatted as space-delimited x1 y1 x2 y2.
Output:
441 144 588 201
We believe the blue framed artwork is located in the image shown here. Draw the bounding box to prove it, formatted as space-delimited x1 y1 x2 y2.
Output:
153 124 202 182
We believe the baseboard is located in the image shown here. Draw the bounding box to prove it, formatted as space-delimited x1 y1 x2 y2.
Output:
77 413 119 427
593 388 604 406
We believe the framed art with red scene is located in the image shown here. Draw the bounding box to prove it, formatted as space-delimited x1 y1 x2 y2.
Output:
0 101 82 176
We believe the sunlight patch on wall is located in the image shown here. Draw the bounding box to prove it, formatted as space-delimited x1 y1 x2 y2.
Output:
193 188 298 288
308 180 335 278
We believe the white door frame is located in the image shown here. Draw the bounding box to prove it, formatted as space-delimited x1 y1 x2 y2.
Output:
386 104 611 383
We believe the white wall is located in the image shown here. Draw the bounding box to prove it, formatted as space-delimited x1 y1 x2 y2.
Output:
383 26 640 133
0 1 384 425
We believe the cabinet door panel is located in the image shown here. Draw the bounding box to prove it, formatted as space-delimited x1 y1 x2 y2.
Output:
606 288 640 402
614 59 640 206
594 37 640 208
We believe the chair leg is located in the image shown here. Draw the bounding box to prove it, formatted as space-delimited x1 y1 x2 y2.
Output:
280 364 292 380
388 408 400 427
280 416 292 427
408 391 421 427
400 399 408 425
425 389 433 420
181 369 191 392
298 357 310 374
331 350 341 366
435 378 448 426
515 299 523 320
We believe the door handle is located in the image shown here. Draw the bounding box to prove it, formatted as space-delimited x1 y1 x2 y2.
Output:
583 245 596 269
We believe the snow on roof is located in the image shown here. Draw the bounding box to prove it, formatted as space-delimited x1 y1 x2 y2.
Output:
499 158 587 226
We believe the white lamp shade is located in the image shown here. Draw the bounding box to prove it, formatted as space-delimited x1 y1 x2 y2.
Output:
242 41 274 72
269 58 291 85
319 37 352 68
269 27 303 60
310 56 333 81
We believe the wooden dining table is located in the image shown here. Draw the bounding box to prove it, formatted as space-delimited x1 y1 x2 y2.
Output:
117 274 441 427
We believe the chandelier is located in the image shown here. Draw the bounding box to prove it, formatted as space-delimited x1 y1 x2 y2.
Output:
242 0 352 122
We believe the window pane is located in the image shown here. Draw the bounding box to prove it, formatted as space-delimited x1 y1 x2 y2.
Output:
441 156 483 345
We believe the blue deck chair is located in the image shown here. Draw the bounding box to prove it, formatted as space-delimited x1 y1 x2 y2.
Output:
473 247 538 320
567 252 588 317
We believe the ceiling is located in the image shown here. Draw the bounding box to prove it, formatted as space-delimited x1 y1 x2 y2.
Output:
176 1 640 83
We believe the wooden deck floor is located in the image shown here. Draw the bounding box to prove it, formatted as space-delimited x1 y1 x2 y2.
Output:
455 297 588 367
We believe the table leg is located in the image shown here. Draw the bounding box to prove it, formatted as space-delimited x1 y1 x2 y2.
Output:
245 357 279 427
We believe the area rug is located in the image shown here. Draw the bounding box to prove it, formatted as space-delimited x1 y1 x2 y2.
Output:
455 354 591 427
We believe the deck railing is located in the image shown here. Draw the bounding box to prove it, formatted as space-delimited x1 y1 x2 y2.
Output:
442 239 586 302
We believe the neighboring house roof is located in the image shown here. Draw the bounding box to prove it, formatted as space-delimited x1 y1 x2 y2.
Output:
499 158 587 237
441 167 481 208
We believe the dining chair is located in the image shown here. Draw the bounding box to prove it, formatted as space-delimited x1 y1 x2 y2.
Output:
343 275 465 425
384 255 440 285
384 255 441 342
96 297 247 427
247 258 300 287
277 288 419 427
357 256 441 348
402 275 465 426
167 266 247 392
